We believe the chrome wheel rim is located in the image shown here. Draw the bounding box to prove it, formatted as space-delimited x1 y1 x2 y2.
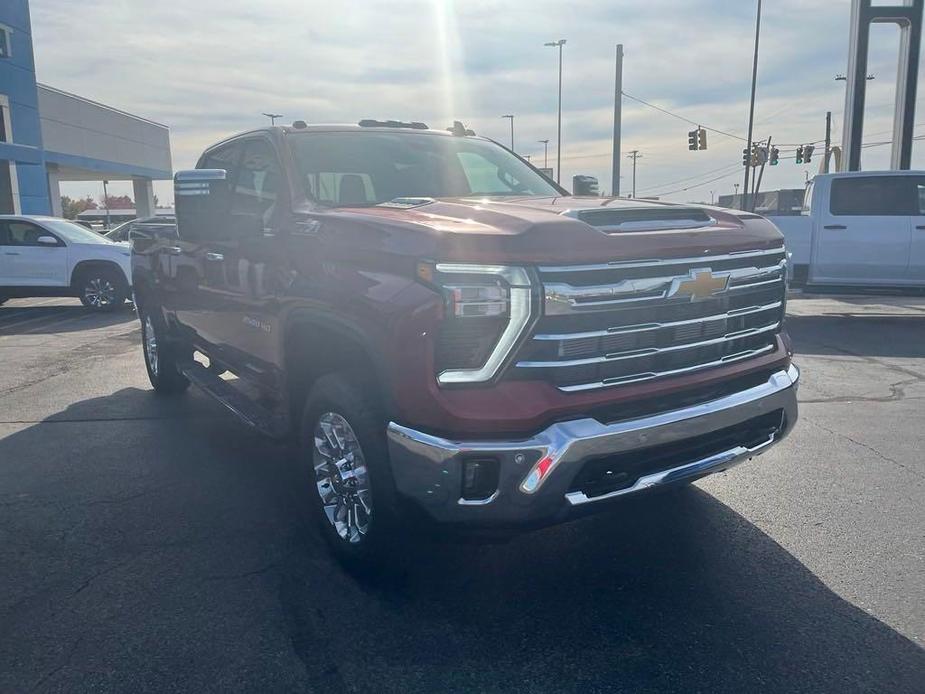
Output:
84 277 116 307
144 315 159 377
313 412 372 544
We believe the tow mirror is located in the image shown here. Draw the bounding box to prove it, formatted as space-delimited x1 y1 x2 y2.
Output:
174 169 230 241
36 236 59 246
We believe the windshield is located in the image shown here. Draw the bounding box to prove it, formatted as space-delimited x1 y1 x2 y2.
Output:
41 219 117 244
288 131 561 206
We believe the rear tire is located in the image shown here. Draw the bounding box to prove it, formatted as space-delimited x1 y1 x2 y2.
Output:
140 306 190 395
76 265 128 311
299 373 402 571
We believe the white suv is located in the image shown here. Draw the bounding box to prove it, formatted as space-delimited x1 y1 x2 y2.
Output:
0 216 133 310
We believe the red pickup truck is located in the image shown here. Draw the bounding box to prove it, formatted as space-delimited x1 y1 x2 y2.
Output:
131 120 799 566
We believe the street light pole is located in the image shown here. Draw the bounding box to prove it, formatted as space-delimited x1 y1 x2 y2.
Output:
626 150 642 198
501 115 515 151
262 112 283 125
538 139 549 168
544 39 566 183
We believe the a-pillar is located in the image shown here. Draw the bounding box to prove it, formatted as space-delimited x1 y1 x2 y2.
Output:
133 177 155 218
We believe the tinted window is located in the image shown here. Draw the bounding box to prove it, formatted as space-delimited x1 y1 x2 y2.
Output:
0 220 60 246
233 139 282 222
288 131 560 206
830 176 914 216
200 143 242 185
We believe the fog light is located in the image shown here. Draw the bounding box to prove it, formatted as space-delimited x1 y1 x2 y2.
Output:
461 458 500 501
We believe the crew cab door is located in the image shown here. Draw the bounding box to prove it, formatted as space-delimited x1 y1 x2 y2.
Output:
811 175 912 285
206 136 287 389
164 141 244 352
0 219 69 286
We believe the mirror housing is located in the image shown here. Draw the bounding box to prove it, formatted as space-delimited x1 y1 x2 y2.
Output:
174 169 231 241
36 235 59 246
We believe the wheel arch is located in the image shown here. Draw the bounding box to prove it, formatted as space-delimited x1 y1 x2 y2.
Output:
284 311 394 423
70 259 130 290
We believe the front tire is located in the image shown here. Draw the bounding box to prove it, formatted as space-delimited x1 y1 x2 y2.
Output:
300 373 401 570
76 266 128 311
140 307 190 395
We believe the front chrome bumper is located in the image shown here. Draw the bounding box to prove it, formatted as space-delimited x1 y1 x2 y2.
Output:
387 364 800 526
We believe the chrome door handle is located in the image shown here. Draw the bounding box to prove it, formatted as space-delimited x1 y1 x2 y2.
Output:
916 225 925 230
4 251 20 255
205 252 225 262
164 246 182 255
823 224 847 230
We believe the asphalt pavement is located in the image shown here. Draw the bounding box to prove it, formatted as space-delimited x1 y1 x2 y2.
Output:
0 294 923 693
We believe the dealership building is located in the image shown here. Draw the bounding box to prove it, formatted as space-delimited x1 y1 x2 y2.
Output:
0 0 171 217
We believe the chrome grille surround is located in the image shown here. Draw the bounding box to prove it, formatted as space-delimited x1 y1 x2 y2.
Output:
515 247 787 392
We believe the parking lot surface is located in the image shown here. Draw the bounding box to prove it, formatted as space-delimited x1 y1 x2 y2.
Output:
1 294 923 693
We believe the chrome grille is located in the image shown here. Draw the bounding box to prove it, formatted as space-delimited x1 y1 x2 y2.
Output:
514 248 787 392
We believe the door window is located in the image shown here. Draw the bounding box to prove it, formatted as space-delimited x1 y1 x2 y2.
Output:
233 139 283 223
0 220 60 246
830 177 914 216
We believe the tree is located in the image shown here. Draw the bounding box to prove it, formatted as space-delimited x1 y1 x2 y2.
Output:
102 194 134 210
60 195 97 219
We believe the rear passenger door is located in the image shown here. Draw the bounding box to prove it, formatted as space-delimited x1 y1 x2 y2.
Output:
812 176 912 285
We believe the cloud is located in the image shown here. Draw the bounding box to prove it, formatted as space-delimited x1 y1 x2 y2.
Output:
29 0 924 204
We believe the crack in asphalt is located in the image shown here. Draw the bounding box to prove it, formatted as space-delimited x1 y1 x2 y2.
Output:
29 635 83 693
798 377 924 404
204 562 280 582
802 417 924 481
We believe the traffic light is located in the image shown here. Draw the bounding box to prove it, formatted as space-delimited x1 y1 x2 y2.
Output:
689 130 698 150
795 145 804 164
770 147 780 166
697 128 707 150
804 145 815 163
743 148 751 166
756 146 768 166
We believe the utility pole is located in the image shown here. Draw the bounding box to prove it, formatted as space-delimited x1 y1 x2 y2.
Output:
501 115 515 151
626 150 642 198
742 0 762 212
612 44 624 197
823 111 832 173
538 139 549 168
545 39 567 183
262 113 283 125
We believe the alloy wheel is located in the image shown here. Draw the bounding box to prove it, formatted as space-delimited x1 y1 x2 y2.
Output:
144 315 159 377
313 412 372 544
84 277 117 307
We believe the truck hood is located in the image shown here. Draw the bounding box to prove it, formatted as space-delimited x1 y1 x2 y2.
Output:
312 195 784 264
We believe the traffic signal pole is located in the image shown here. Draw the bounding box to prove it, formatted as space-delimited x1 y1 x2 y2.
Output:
753 136 772 204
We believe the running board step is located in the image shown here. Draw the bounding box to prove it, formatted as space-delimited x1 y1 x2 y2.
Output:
178 360 289 438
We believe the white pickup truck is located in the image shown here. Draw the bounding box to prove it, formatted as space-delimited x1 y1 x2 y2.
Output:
768 171 925 288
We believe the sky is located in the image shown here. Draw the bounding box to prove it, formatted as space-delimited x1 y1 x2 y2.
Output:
28 0 925 207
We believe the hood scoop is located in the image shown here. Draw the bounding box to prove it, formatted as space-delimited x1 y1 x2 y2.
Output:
566 206 714 233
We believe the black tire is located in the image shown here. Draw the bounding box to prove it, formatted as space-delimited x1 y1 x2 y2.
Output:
299 373 402 570
75 265 128 311
139 305 190 395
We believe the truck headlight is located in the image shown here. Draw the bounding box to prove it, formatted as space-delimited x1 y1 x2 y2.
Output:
421 263 534 385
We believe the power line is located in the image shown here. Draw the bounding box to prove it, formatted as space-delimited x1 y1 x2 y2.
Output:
635 161 743 195
621 91 747 141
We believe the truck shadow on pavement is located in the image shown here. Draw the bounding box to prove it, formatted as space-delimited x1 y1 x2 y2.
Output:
786 312 925 359
0 304 136 336
1 387 923 693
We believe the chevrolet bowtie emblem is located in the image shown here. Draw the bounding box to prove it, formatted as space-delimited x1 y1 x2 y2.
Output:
670 269 728 301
